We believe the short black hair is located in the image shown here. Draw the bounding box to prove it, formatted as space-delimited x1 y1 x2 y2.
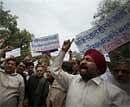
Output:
62 61 73 74
112 59 129 68
25 61 34 67
5 57 17 65
35 64 46 70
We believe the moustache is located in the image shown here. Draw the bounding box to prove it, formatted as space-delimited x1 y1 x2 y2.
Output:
79 64 88 69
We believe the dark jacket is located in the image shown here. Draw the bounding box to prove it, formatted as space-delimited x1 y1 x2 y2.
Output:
27 75 49 107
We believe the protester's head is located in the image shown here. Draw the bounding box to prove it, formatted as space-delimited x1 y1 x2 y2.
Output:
25 61 34 75
35 64 47 77
70 58 80 75
62 61 73 74
5 57 17 74
45 68 54 83
16 62 26 74
23 55 33 64
112 59 130 83
79 49 107 81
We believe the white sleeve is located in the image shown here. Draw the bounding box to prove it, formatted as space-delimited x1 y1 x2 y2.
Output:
50 50 74 90
18 76 25 107
111 90 129 107
107 83 129 107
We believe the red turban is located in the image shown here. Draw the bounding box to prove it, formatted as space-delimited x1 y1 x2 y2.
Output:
84 49 107 74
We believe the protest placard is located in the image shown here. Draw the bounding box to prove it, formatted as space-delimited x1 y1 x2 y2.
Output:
6 48 20 58
31 34 60 52
75 8 130 53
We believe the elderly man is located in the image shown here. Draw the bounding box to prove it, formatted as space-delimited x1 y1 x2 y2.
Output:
50 39 129 107
0 57 24 107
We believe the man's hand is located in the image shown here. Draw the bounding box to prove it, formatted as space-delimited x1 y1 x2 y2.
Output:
61 39 74 52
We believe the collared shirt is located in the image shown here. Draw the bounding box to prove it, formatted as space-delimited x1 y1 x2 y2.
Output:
0 71 25 107
50 51 129 107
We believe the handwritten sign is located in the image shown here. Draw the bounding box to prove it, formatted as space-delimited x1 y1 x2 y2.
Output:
31 34 60 52
6 48 20 58
75 8 130 53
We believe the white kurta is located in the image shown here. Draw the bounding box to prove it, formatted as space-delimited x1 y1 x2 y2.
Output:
50 51 129 107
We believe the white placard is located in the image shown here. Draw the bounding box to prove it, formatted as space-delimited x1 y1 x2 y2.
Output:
31 34 60 52
6 48 21 58
31 51 42 57
75 8 130 53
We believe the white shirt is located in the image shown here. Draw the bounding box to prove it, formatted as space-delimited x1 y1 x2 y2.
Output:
50 51 129 107
0 71 25 107
101 67 130 105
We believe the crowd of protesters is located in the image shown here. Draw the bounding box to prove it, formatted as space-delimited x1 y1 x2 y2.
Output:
0 39 129 107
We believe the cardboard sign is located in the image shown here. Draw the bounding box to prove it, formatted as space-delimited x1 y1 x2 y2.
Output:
31 34 60 52
6 48 20 58
75 8 130 53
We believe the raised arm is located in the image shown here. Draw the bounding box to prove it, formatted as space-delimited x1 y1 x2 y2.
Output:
50 39 74 90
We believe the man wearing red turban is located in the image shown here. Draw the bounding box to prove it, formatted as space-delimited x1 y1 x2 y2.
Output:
50 39 129 107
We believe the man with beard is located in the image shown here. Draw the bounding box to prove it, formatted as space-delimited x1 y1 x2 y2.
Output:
50 39 129 107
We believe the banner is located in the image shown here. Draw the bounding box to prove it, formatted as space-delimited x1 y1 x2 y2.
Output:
6 48 21 58
31 51 42 57
31 34 60 52
75 8 130 53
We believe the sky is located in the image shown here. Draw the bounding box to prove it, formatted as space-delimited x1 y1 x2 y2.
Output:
4 0 102 52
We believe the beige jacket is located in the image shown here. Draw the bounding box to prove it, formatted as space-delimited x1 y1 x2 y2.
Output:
0 71 25 107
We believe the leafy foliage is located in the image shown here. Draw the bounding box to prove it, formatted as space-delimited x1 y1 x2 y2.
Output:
0 3 33 61
93 0 130 25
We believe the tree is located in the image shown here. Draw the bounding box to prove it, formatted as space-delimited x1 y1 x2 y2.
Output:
93 0 130 25
18 29 33 59
0 1 33 61
0 5 18 34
